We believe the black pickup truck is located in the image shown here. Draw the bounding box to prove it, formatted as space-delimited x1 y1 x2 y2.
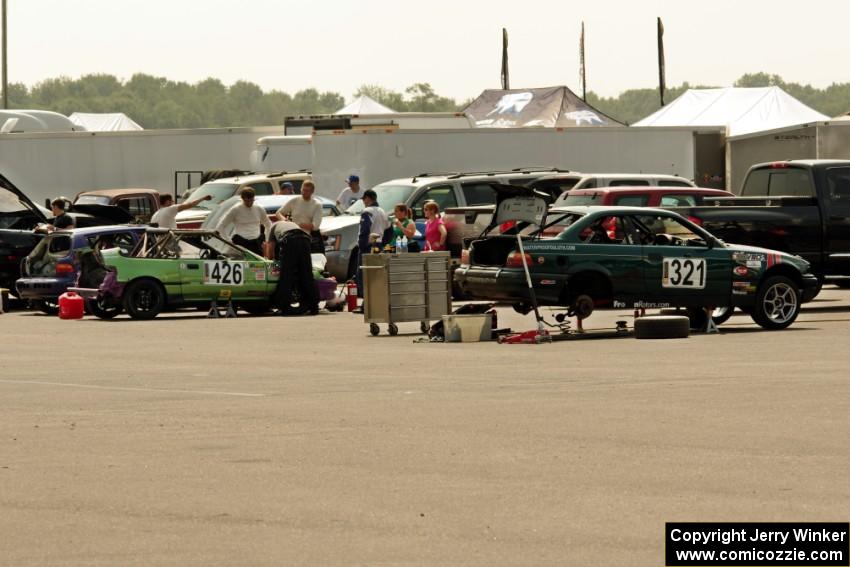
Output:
680 160 850 293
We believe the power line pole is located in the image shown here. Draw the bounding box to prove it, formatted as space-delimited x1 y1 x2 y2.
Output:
2 0 8 109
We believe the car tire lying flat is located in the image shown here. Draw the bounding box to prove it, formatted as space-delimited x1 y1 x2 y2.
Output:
634 315 690 339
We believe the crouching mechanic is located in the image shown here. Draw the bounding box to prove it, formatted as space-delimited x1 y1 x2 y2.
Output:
268 219 318 316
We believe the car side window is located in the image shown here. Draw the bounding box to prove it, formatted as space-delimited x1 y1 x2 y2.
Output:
580 216 629 245
826 167 850 202
250 182 274 196
660 195 698 207
48 235 72 254
118 197 152 221
613 195 648 207
461 183 496 206
411 185 458 219
634 214 704 246
609 179 650 187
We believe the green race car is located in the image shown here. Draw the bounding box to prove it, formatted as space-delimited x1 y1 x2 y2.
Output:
94 229 279 320
453 187 819 330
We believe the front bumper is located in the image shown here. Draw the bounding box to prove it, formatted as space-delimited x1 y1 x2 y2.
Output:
15 276 76 300
800 273 821 303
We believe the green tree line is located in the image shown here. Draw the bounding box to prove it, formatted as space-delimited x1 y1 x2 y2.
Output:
4 72 850 128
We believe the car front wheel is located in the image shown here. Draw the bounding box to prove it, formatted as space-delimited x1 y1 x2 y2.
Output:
123 279 166 320
751 275 800 330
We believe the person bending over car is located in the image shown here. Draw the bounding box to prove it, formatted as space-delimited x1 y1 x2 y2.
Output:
35 199 75 233
216 187 272 255
269 220 318 316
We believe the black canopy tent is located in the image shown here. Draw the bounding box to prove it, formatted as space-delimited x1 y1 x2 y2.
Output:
463 86 622 128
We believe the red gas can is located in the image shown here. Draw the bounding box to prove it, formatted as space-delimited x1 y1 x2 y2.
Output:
346 281 358 312
58 291 85 319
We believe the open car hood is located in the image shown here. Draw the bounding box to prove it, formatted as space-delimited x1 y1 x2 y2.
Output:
0 173 48 223
70 203 135 224
487 183 549 231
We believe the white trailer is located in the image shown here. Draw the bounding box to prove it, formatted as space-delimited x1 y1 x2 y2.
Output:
726 121 850 192
256 126 725 199
0 126 280 204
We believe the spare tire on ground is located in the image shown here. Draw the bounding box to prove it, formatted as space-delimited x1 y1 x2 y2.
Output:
634 315 690 339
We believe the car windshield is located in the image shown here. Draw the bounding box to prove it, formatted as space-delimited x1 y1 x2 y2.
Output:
345 184 417 215
190 183 241 210
74 195 111 206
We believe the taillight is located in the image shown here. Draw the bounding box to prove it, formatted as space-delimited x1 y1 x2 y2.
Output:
460 249 470 265
687 215 703 226
55 263 75 274
505 251 532 268
769 162 790 169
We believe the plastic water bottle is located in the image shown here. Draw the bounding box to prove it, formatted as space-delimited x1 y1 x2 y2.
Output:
399 236 407 253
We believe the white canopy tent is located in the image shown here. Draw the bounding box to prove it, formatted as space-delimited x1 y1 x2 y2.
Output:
634 87 828 137
69 112 143 131
335 95 395 115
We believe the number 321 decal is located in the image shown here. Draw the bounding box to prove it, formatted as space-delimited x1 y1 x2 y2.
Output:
662 258 706 289
203 261 244 286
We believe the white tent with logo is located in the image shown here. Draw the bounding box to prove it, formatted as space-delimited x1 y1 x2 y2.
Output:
335 95 396 115
69 112 143 131
634 87 828 137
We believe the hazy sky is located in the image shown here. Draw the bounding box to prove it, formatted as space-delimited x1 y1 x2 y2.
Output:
5 0 850 101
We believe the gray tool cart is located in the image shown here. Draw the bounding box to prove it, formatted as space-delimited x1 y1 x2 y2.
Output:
362 252 451 336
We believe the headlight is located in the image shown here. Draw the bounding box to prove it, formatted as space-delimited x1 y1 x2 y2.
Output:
324 234 341 251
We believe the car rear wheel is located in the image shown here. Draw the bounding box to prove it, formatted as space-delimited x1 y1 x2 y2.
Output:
123 279 166 320
751 275 800 330
634 315 690 339
86 297 122 320
33 299 59 315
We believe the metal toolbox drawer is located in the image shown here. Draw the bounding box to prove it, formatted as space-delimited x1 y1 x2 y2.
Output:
390 292 427 307
390 305 427 320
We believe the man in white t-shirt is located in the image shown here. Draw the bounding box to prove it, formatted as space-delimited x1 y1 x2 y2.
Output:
150 193 212 229
215 187 272 255
277 180 323 253
336 175 363 211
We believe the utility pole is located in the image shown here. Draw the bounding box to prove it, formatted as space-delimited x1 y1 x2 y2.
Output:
2 0 8 109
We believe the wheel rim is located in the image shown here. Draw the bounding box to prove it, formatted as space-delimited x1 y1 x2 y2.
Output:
133 287 156 313
762 282 797 324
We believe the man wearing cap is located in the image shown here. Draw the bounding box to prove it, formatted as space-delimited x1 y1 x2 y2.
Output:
276 180 324 253
278 182 294 195
336 175 363 210
216 187 271 255
353 189 391 307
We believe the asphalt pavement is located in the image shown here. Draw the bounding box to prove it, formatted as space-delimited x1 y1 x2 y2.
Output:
1 288 849 566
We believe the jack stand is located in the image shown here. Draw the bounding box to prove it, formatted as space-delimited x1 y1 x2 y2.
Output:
207 299 238 318
633 307 646 319
703 307 719 334
575 316 585 333
615 320 629 333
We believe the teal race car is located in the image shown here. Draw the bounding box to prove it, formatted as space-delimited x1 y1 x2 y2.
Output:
453 187 819 330
92 229 280 319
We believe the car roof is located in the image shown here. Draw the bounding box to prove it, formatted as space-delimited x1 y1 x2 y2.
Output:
76 188 160 198
51 225 146 237
751 159 850 169
380 169 574 188
205 172 305 184
253 194 333 206
549 205 686 215
564 186 732 196
578 173 689 180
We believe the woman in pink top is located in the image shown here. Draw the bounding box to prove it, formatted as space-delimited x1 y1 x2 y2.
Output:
423 201 447 252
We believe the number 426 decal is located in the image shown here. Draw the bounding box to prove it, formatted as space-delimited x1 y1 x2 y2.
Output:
662 258 706 289
203 261 244 286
